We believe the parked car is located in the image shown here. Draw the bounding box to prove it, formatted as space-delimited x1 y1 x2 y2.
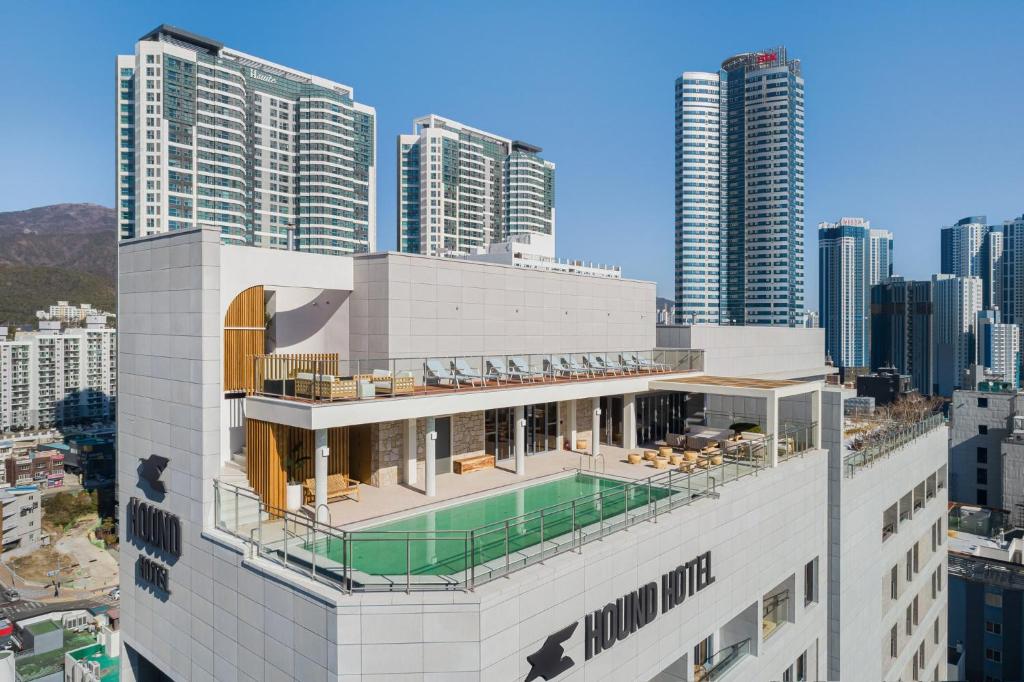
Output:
108 587 120 600
2 589 19 602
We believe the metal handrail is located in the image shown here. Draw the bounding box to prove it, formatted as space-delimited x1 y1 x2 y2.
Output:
843 413 945 477
212 450 765 593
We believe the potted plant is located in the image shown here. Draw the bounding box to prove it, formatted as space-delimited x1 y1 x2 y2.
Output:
284 448 310 511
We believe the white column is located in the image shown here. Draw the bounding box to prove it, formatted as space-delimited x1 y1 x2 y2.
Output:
514 405 526 476
404 418 417 485
568 401 578 450
314 428 329 522
592 397 601 457
811 389 822 450
766 395 779 468
425 417 437 497
623 393 637 450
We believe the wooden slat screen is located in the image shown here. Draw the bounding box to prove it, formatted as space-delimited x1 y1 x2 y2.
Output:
246 418 350 510
255 353 340 382
224 286 265 392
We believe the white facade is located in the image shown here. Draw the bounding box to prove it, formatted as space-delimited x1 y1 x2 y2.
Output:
35 301 113 323
976 310 1021 387
823 388 948 681
115 226 946 682
0 326 116 433
673 71 721 324
674 49 805 327
117 25 377 254
398 114 555 256
446 233 621 279
869 227 894 286
932 274 983 396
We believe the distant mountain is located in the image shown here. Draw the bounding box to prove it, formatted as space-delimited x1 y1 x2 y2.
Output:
0 204 116 325
656 297 675 308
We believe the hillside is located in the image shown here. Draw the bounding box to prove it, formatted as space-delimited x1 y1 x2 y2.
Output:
0 204 116 325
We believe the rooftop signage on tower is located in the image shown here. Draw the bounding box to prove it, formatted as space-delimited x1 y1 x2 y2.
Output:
757 52 778 64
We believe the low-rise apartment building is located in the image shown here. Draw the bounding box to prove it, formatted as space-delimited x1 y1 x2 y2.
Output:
0 485 43 553
116 226 943 682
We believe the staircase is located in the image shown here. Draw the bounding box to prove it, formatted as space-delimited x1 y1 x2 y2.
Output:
217 453 267 530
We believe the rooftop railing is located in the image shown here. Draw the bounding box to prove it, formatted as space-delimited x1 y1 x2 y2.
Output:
214 445 764 594
247 348 703 403
843 413 945 477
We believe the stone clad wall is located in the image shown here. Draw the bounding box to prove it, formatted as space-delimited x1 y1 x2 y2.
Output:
575 398 594 447
452 412 485 458
371 411 486 486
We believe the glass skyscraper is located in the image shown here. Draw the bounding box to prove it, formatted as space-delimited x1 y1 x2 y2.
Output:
116 25 377 254
397 115 555 256
675 47 805 326
818 218 867 369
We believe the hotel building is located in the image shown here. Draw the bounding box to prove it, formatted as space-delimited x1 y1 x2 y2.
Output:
397 115 555 257
116 25 377 254
674 47 805 327
117 225 947 681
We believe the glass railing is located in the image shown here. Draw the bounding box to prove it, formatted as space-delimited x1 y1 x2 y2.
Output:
777 422 817 461
213 447 761 594
696 638 751 681
843 413 945 477
762 590 790 640
246 348 704 402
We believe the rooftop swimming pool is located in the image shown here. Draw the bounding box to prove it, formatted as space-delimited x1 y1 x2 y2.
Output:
307 472 672 577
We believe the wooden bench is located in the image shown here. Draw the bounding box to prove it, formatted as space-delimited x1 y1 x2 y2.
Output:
453 454 495 475
303 473 360 504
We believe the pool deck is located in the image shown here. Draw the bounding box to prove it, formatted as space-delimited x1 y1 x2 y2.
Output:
325 445 657 529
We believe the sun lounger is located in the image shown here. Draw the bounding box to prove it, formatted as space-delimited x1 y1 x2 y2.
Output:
453 358 486 385
509 356 546 382
425 358 460 388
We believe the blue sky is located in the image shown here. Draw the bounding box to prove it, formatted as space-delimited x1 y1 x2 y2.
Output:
1 1 1022 307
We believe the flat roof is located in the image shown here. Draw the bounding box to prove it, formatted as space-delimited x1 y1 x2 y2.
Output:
657 375 804 390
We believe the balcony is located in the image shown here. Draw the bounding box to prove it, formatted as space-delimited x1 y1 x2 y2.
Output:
843 413 945 477
246 349 704 405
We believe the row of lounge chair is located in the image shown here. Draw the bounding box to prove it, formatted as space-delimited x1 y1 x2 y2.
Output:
424 353 670 388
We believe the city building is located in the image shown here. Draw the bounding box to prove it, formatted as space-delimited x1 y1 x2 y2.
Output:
674 47 805 327
823 389 947 681
397 114 555 256
116 24 377 254
941 216 988 279
65 610 120 682
976 309 1021 388
948 381 1024 508
983 228 1005 311
116 223 947 682
870 277 933 396
932 274 983 396
673 71 721 324
869 228 894 287
35 302 114 325
818 218 871 372
119 225 842 681
856 366 915 406
0 324 116 433
947 504 1024 682
4 446 65 490
0 485 43 553
444 233 619 279
1001 214 1024 327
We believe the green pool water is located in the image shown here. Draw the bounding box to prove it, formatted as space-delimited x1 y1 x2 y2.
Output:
307 473 671 576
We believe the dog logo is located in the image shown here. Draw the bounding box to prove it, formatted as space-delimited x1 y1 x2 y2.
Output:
138 454 170 495
525 622 577 681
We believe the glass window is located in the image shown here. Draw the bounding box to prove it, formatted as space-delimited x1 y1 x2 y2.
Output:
979 424 988 435
978 447 988 463
986 621 1003 635
978 397 988 408
985 648 1002 663
804 559 817 605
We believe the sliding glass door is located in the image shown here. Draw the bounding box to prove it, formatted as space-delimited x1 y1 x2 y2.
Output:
485 403 559 459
